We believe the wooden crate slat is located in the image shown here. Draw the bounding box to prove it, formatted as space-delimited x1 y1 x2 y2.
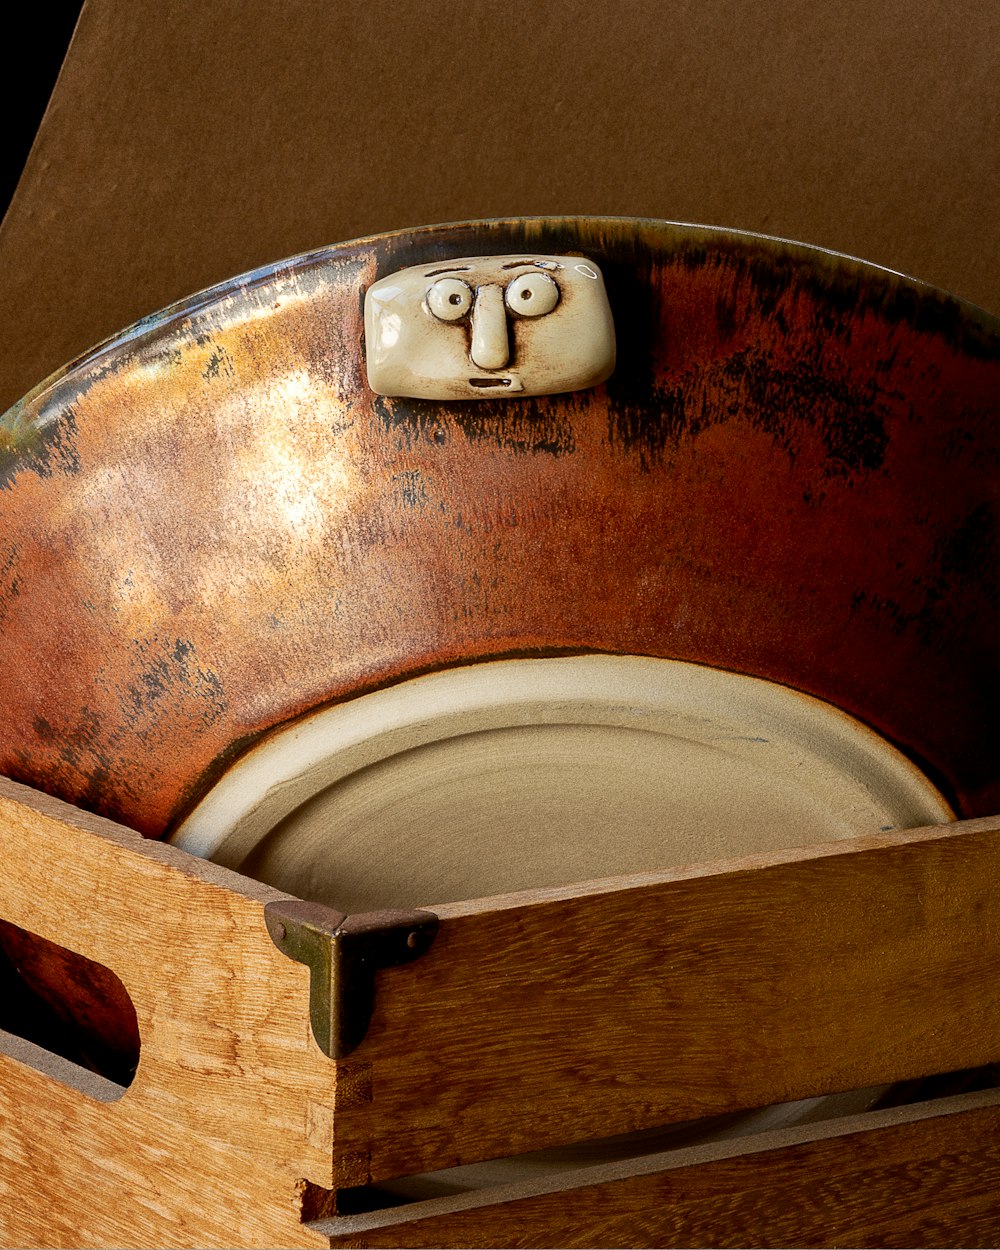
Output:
332 817 1000 1185
316 1088 1000 1248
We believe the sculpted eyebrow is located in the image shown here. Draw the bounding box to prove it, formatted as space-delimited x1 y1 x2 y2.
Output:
501 259 563 271
425 265 471 276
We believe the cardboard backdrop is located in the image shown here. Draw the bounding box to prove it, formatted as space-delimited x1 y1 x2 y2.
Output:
1 0 998 412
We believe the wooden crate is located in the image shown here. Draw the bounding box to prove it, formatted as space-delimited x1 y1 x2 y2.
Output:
1 775 999 1248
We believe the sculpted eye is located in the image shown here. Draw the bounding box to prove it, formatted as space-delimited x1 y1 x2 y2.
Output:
427 277 473 321
505 271 559 318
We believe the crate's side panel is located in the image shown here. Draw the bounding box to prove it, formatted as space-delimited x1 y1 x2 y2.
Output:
318 1090 1000 1248
0 779 334 1248
0 1049 327 1250
332 819 1000 1185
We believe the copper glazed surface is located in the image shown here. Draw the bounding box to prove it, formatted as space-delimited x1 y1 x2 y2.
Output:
1 218 998 834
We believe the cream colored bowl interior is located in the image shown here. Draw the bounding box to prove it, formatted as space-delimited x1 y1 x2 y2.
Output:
172 654 951 913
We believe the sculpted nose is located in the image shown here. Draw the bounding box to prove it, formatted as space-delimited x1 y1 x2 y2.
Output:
470 284 509 370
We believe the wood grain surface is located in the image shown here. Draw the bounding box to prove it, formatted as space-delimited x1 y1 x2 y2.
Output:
3 778 1000 1246
0 777 337 1249
328 815 1000 1187
315 1087 1000 1248
1 219 998 839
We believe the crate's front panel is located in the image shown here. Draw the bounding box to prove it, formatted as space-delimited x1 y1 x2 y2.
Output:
330 819 1000 1186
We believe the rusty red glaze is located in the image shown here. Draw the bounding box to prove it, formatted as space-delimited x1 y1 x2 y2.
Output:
1 219 998 834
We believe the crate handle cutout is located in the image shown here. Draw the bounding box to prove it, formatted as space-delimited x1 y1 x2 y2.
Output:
0 917 139 1097
265 899 438 1058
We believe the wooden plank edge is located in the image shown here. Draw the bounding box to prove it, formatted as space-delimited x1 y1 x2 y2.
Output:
0 1027 124 1102
6 771 998 934
0 774 292 905
428 815 1000 918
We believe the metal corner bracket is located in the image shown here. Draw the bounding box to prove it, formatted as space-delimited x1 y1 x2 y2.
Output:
263 899 439 1059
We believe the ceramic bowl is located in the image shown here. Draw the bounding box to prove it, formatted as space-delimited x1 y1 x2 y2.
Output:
1 218 998 1113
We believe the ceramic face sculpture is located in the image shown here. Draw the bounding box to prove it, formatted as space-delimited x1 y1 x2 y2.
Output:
364 253 616 399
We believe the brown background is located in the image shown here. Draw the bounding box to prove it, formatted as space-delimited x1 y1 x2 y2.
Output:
0 0 997 415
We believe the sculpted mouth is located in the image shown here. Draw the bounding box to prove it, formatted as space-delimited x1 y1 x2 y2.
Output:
469 376 513 388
